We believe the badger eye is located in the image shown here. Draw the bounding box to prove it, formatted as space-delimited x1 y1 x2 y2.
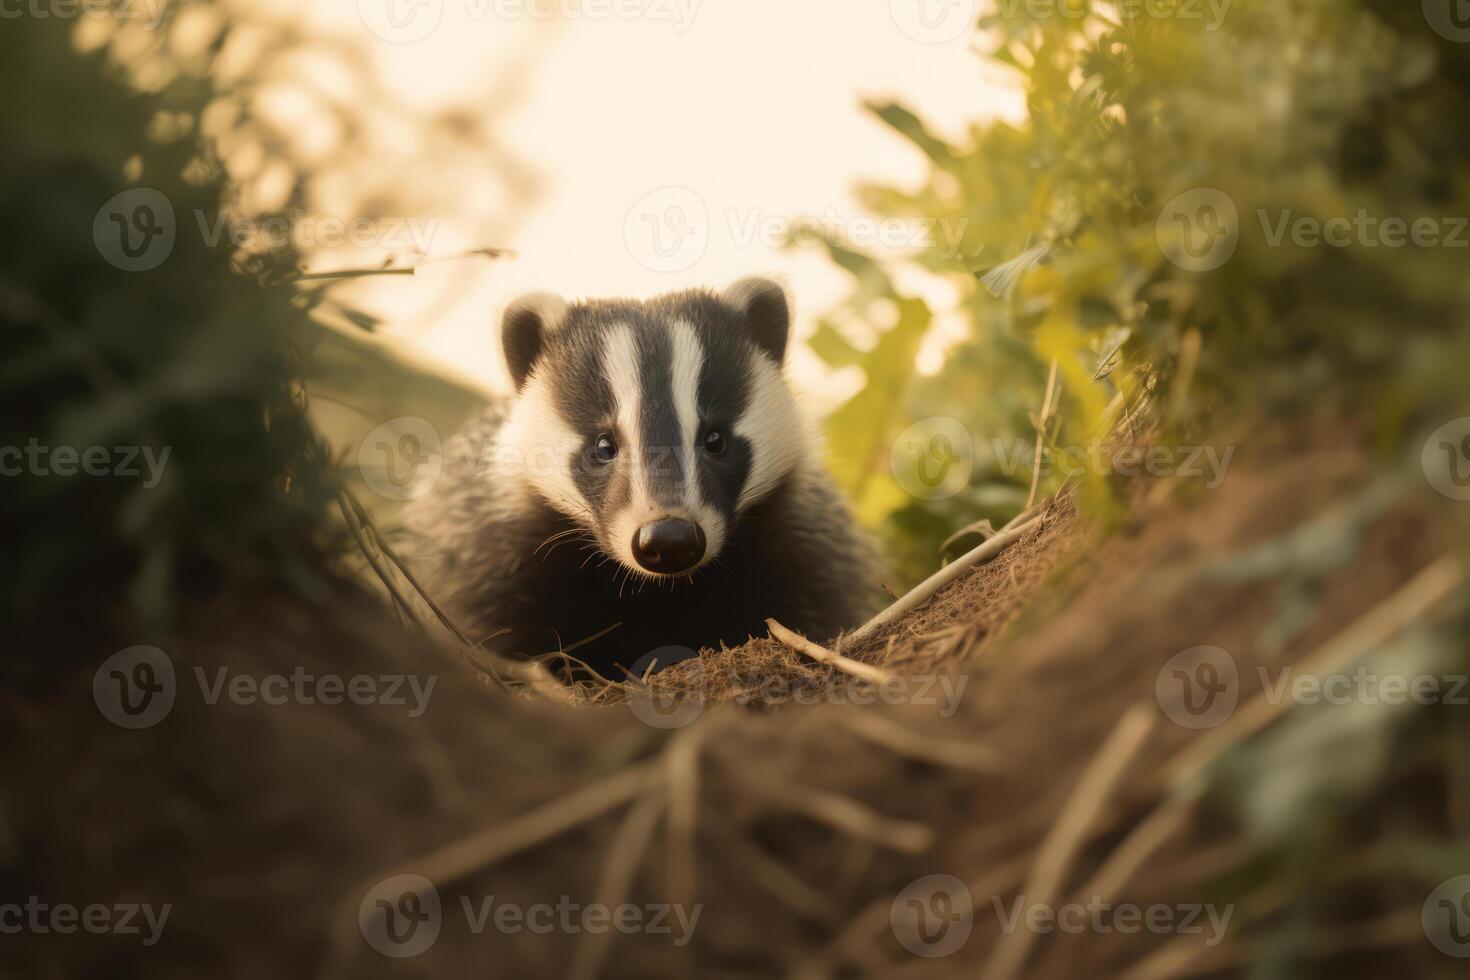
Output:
592 433 618 463
702 429 727 456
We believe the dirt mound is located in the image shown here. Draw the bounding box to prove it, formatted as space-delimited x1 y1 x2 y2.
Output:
583 496 1083 710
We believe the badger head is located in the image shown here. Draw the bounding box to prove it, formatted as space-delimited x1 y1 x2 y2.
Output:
494 278 810 580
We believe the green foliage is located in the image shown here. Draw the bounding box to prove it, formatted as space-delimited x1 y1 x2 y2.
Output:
818 0 1470 582
2 5 502 683
0 14 339 678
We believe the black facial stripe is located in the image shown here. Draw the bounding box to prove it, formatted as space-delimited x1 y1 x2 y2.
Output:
550 329 615 430
552 324 619 520
693 321 754 518
604 456 631 517
569 443 618 519
635 325 687 508
693 323 753 422
698 435 751 523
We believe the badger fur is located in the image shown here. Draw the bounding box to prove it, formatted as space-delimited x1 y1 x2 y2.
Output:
406 278 882 679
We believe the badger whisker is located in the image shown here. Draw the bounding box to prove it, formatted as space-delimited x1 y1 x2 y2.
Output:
534 527 583 554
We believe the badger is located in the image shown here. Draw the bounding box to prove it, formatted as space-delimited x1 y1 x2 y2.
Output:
407 277 882 679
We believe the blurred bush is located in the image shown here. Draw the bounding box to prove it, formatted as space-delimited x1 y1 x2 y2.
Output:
2 9 324 682
1 5 490 682
817 0 1470 583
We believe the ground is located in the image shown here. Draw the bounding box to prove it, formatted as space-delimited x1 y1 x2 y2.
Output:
4 417 1458 978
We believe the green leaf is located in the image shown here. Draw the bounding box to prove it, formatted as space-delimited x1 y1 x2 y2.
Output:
807 320 864 369
866 101 959 170
824 294 933 523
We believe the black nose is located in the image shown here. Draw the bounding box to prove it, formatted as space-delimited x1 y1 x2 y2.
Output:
632 519 706 574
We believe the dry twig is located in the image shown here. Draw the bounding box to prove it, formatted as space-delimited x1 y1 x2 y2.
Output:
567 786 668 980
1027 359 1061 509
665 724 706 919
833 712 999 772
845 514 1044 648
319 763 659 980
793 854 1031 980
984 703 1157 980
1167 554 1463 786
766 619 899 686
726 763 933 855
704 809 839 925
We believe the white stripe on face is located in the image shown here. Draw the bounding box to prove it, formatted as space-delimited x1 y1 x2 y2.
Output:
602 324 645 500
602 321 725 575
669 318 704 510
734 352 805 511
495 371 587 519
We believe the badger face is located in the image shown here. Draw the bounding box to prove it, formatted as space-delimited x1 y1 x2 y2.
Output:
494 278 809 580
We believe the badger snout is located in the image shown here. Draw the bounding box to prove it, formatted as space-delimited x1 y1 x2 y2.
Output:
631 518 706 574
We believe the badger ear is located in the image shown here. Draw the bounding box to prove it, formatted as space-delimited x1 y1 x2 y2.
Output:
502 292 567 390
724 277 790 365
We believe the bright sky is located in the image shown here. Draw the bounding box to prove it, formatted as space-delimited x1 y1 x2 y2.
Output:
297 0 1022 403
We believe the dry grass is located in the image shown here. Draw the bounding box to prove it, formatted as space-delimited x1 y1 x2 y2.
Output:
8 420 1461 980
